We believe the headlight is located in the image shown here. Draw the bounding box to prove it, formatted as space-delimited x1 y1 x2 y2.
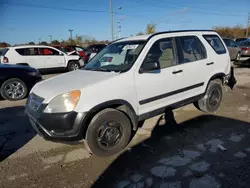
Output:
28 71 40 76
44 90 81 113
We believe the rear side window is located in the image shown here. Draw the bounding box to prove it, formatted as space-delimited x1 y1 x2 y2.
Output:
176 36 207 64
203 35 226 54
15 48 39 56
1 48 9 56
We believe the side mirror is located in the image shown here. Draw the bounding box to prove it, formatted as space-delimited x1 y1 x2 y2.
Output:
139 61 160 73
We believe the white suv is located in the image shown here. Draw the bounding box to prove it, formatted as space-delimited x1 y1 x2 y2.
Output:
25 30 236 157
0 45 84 71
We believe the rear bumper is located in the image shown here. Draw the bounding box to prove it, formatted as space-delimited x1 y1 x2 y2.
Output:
25 102 86 142
224 67 237 89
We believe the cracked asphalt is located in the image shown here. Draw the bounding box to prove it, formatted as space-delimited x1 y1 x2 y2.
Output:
0 62 250 188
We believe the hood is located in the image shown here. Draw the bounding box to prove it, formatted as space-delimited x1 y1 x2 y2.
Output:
31 70 118 103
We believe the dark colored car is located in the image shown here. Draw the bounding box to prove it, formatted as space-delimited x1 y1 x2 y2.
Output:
0 64 42 101
85 44 107 62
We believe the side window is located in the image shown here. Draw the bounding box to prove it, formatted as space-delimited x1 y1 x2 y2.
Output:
203 35 227 54
143 37 176 69
40 48 60 55
176 36 207 64
15 48 39 56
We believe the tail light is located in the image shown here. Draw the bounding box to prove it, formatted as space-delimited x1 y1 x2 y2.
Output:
241 47 249 51
107 57 113 62
3 57 8 63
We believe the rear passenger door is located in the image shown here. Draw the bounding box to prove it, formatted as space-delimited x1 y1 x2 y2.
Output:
174 35 210 99
16 48 44 69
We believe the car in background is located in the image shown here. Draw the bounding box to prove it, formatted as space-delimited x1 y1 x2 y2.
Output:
0 45 84 71
0 64 42 101
235 38 249 45
223 38 241 61
85 44 107 62
237 39 250 58
52 45 87 61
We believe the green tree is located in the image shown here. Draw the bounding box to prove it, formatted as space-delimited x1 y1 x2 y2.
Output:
51 40 60 45
28 41 35 45
40 41 48 45
136 32 144 36
145 22 156 34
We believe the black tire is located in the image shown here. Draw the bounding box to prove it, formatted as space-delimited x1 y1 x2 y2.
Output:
0 78 28 101
194 81 222 113
234 52 241 62
67 61 80 71
85 108 132 157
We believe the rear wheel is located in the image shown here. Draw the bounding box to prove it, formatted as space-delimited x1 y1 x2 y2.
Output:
67 61 80 71
0 78 28 101
85 108 132 157
194 81 222 113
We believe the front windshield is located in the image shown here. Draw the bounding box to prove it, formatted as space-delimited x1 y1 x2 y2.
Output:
83 40 145 72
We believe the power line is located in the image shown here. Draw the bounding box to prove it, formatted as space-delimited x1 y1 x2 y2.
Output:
128 0 247 17
3 2 107 13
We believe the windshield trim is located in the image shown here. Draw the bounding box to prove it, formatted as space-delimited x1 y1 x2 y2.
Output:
83 40 147 73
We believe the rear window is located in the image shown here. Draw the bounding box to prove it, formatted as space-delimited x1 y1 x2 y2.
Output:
203 35 227 54
1 48 9 56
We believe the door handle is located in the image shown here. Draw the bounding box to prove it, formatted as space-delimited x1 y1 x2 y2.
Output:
172 70 183 74
206 62 214 66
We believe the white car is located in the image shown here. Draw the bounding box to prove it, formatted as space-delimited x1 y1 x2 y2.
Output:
0 45 84 71
25 30 236 157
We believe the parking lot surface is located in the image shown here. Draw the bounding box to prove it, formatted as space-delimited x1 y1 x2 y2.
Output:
0 62 250 188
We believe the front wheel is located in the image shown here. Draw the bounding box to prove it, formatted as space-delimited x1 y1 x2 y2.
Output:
67 61 80 71
85 108 132 157
0 78 28 101
194 81 222 113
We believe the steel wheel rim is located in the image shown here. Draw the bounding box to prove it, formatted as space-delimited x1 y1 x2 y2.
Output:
97 121 123 149
4 81 25 99
208 89 220 108
71 64 79 70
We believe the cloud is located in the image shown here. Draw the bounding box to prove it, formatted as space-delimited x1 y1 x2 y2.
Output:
177 7 189 13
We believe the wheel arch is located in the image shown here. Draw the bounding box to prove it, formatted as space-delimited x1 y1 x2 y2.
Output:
80 99 138 139
205 72 225 92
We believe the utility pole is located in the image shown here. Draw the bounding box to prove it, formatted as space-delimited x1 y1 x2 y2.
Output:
48 35 52 43
110 0 114 41
38 38 41 44
117 20 121 38
69 29 74 39
246 13 250 38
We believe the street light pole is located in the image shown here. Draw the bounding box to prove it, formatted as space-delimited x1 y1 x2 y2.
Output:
246 13 250 38
48 35 52 43
69 29 74 39
110 0 114 41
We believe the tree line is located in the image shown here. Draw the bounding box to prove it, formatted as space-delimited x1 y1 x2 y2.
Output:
1 23 249 48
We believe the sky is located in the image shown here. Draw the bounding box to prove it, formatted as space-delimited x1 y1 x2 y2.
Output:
0 0 249 45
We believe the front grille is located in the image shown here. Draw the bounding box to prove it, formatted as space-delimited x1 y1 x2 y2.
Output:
27 93 44 111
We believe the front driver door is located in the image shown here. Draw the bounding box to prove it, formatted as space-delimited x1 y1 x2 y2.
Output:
40 47 65 68
135 36 187 116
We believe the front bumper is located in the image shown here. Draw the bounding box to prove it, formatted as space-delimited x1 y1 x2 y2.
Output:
25 98 86 141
